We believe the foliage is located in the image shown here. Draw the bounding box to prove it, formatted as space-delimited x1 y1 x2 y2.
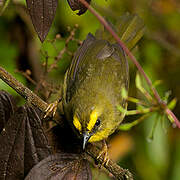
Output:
0 0 180 180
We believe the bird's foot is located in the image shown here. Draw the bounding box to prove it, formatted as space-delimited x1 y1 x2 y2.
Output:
97 140 110 167
44 99 60 118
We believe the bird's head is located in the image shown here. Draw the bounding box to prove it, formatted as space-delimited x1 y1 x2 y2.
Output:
72 101 115 149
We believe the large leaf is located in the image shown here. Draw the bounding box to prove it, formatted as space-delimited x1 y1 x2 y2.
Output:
25 153 92 180
0 91 92 179
0 107 26 180
26 0 58 42
0 105 52 179
67 0 91 15
24 106 52 175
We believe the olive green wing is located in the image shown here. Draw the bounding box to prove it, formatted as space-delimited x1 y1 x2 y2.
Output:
64 33 96 103
64 33 120 104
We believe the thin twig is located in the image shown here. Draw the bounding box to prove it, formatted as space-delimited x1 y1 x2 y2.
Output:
48 25 78 73
78 0 180 128
15 69 37 86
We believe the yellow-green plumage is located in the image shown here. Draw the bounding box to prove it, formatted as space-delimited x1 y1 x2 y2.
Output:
62 13 145 147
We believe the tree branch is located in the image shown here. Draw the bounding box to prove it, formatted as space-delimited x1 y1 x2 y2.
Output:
87 144 133 180
79 0 180 128
0 66 47 112
0 66 133 180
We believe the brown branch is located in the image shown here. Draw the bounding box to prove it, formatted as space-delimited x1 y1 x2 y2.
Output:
0 66 47 112
0 66 133 180
47 25 78 73
87 144 133 180
79 0 180 128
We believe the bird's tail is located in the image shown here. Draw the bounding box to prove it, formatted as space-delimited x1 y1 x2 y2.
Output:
95 13 145 50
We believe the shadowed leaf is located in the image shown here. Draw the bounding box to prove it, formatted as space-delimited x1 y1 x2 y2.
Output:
25 153 92 180
24 106 52 175
0 90 16 133
0 107 26 180
26 0 58 42
67 0 91 15
0 104 52 179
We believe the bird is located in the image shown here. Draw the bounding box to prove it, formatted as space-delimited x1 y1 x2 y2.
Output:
45 13 145 159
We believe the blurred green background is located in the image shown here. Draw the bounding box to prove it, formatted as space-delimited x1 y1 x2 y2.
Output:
0 0 180 179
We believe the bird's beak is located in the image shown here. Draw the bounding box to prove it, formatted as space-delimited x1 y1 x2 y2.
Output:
83 131 91 150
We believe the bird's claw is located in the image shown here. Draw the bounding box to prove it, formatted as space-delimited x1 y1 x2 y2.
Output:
97 141 110 167
44 100 59 118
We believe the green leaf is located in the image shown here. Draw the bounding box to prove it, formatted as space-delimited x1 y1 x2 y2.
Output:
167 98 177 110
119 114 151 131
135 72 153 102
121 87 128 99
135 72 142 90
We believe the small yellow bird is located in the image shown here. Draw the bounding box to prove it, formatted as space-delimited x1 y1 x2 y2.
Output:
46 13 145 151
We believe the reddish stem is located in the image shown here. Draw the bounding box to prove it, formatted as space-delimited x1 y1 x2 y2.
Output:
79 0 180 128
166 108 180 128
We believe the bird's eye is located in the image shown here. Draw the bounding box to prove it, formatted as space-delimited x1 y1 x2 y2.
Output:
95 118 101 127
